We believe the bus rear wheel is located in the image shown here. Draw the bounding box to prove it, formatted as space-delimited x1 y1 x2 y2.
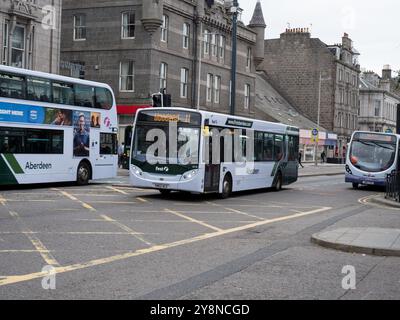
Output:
77 162 90 186
274 172 283 191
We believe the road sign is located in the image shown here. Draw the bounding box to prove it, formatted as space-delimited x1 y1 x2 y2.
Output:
311 128 319 143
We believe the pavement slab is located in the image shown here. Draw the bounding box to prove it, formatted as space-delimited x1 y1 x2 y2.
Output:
312 227 400 257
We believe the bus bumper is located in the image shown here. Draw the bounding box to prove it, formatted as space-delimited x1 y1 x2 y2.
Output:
345 173 386 187
129 170 204 193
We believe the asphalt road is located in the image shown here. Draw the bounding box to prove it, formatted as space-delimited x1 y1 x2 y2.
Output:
0 174 399 299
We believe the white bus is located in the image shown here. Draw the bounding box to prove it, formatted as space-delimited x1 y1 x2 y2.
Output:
346 131 399 188
129 108 299 198
0 65 118 186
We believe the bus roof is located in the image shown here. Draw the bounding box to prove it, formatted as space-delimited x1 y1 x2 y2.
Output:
138 107 299 131
352 131 400 138
0 65 113 91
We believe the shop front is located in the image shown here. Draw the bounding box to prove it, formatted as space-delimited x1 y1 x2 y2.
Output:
300 130 338 163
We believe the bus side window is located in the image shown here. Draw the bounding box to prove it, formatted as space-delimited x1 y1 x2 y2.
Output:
95 87 113 110
75 84 95 108
27 76 51 102
263 133 274 161
53 82 74 105
0 72 25 99
274 134 284 161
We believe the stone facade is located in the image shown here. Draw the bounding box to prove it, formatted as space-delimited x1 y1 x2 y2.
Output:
0 0 62 73
60 0 263 139
260 29 361 156
358 66 400 133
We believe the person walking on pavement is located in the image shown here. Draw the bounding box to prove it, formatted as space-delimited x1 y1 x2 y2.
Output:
118 142 124 168
321 151 326 164
298 152 304 168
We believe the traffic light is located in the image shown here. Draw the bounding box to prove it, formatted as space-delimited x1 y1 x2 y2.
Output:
152 94 162 108
152 92 172 108
163 94 172 108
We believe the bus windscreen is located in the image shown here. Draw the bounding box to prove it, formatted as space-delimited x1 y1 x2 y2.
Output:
350 133 397 172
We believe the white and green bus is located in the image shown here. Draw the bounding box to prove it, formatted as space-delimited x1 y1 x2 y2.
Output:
130 108 299 198
0 65 118 186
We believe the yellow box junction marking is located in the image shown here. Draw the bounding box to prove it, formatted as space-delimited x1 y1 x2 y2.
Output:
0 206 331 287
8 211 60 267
165 209 223 232
55 188 152 246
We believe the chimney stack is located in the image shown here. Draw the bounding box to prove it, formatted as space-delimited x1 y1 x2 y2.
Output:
382 65 392 80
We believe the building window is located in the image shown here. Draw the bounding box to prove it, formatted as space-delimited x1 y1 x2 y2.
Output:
206 73 213 102
352 75 357 87
211 34 217 57
244 84 250 109
2 21 9 65
183 23 190 49
121 12 135 39
73 14 86 41
374 100 381 117
218 35 225 61
161 15 169 42
339 69 343 82
120 61 134 92
11 25 25 68
159 62 168 91
246 47 251 69
340 89 344 104
180 68 188 98
214 75 221 104
204 30 210 55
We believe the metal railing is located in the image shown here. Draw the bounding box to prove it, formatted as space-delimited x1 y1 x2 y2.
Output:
385 171 400 202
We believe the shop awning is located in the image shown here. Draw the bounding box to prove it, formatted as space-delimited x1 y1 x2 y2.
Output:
117 105 151 115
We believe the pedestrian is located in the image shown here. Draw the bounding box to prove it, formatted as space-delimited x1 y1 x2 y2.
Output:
321 151 326 164
298 152 304 168
118 142 124 168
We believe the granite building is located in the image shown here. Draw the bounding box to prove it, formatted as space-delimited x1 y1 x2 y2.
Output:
60 0 264 139
358 66 400 133
260 29 361 160
0 0 62 73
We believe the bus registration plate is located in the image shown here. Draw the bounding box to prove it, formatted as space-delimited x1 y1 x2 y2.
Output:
362 180 374 185
154 183 169 189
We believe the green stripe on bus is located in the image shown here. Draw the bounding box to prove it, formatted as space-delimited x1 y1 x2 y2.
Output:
0 155 19 185
3 154 24 174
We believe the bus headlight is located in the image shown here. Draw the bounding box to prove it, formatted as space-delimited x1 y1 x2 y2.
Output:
183 170 199 180
132 165 143 176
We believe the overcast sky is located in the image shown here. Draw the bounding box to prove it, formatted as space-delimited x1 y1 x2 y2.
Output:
240 0 399 76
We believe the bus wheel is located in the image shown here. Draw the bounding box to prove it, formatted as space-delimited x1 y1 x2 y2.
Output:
77 162 90 186
274 172 283 191
352 183 359 189
220 175 232 199
159 189 171 196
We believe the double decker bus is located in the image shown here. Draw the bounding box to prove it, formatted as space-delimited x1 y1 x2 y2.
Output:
130 108 299 198
0 65 118 186
346 131 399 188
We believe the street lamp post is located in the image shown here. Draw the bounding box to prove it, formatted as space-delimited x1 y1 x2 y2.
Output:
230 0 239 115
197 21 203 111
314 71 331 166
314 71 322 166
